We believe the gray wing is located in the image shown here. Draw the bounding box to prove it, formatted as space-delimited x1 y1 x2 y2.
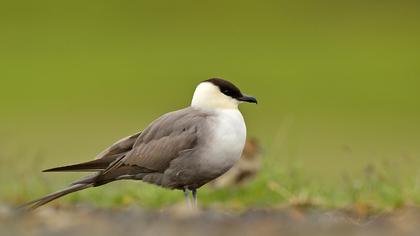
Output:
100 107 211 177
94 131 142 160
43 131 142 172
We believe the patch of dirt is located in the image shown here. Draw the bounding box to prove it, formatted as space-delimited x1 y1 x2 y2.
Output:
1 205 420 236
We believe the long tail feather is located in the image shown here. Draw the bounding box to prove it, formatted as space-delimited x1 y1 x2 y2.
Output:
18 183 93 211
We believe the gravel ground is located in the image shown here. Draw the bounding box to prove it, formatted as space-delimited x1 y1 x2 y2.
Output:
1 205 419 236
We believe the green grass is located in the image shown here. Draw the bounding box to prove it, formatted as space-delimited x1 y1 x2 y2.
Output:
4 163 420 211
1 0 420 210
1 133 419 210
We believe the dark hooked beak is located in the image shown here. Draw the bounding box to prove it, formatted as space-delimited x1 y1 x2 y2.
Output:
237 95 258 104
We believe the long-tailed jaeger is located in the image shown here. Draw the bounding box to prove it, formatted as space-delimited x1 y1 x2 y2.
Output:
21 78 257 210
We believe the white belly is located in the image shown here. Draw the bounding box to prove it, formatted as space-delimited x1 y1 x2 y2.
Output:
201 109 247 175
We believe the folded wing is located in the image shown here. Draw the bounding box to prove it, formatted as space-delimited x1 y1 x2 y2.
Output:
43 131 142 172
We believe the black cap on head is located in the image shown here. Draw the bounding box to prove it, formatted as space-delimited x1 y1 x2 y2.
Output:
204 78 243 99
204 78 258 104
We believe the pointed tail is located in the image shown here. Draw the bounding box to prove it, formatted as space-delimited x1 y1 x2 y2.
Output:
18 183 93 211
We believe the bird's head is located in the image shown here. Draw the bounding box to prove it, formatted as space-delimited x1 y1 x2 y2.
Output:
191 78 257 109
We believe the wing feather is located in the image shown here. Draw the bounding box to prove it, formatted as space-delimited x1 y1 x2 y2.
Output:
103 107 210 176
94 131 142 160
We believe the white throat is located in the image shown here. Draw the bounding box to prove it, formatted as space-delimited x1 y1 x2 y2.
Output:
191 82 239 109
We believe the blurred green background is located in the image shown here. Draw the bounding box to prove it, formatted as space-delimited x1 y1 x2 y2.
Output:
1 0 419 209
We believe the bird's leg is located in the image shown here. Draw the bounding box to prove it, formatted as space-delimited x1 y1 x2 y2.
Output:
183 187 191 208
192 189 197 209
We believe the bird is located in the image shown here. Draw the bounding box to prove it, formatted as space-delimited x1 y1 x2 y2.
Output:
20 78 257 210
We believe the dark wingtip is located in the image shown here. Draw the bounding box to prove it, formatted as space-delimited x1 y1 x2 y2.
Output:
42 166 92 172
42 167 61 172
42 166 73 172
41 159 112 172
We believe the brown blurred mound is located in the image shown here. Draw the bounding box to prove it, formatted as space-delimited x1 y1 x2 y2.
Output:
210 137 262 188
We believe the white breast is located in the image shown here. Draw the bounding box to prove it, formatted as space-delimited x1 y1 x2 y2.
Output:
201 109 247 175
